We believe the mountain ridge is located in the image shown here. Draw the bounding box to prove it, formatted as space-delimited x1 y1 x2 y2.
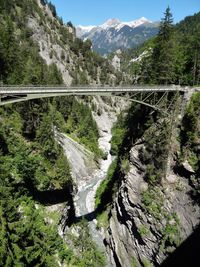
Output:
77 17 151 33
76 17 159 55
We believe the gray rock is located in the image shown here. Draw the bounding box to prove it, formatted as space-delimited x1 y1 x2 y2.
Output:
166 174 178 184
140 182 148 192
182 160 195 173
104 145 200 267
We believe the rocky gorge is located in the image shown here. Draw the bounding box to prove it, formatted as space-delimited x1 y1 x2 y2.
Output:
102 93 200 267
55 93 200 267
0 1 200 266
104 143 200 266
55 96 130 266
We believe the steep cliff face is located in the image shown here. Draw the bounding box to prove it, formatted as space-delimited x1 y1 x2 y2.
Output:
26 0 125 85
0 0 126 86
105 146 200 266
104 94 200 267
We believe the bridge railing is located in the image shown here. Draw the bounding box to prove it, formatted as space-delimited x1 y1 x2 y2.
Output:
0 84 182 88
0 85 187 94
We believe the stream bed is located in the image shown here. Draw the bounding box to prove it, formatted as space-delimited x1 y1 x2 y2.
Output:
60 110 116 266
60 97 129 266
74 131 113 253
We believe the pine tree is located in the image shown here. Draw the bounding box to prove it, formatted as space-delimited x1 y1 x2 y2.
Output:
151 7 175 84
159 7 174 41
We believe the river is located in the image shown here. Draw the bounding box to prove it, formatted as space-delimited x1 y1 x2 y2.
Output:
59 97 129 266
74 130 113 254
59 103 117 266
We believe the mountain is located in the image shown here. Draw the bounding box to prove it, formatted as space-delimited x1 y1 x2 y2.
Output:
108 11 200 85
76 17 159 55
1 1 200 267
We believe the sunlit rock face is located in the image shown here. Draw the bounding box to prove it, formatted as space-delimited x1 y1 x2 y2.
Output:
104 117 200 267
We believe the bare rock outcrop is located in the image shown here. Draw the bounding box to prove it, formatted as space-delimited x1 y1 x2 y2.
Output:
182 160 195 174
104 145 200 267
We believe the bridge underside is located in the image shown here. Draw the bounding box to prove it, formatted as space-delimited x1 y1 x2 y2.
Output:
0 91 182 114
0 92 113 106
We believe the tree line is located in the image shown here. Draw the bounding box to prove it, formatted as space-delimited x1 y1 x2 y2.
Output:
118 8 200 86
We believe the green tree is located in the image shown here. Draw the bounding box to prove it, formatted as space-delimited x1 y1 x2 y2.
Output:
151 7 175 84
36 112 60 161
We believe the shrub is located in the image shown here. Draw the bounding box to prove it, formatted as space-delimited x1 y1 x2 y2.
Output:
95 159 117 210
138 225 150 237
120 158 130 174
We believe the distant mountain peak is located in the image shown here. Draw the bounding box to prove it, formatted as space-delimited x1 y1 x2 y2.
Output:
76 25 95 32
100 18 121 29
76 17 159 55
139 16 149 22
115 17 151 31
77 17 152 33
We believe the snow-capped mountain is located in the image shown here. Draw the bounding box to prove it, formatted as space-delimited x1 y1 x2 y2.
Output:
76 17 159 55
77 17 150 34
100 18 121 30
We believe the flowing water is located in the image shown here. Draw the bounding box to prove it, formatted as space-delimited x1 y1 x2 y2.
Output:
59 97 130 266
74 131 113 252
59 110 116 266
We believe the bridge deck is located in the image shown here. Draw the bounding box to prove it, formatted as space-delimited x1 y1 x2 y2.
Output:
0 85 187 95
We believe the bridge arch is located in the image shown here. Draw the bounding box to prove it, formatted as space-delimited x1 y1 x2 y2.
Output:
0 85 192 112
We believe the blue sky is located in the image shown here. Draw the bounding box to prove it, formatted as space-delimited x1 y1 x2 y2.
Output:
50 0 200 25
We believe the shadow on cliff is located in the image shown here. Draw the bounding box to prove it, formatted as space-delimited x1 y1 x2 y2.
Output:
33 187 73 205
174 164 200 205
161 224 200 267
23 178 75 224
26 181 76 227
24 178 73 205
75 211 97 223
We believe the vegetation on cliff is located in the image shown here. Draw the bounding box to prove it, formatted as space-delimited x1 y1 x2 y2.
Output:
0 0 199 266
180 92 200 203
0 0 107 265
95 8 200 264
111 9 200 86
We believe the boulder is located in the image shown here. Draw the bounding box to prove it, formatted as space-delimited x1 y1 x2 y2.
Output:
166 174 178 184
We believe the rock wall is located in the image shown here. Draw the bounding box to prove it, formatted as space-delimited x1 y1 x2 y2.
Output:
57 132 97 185
105 143 200 266
104 98 200 267
26 1 127 86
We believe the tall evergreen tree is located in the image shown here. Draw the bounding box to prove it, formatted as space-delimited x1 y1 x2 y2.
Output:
159 7 174 40
151 7 175 84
